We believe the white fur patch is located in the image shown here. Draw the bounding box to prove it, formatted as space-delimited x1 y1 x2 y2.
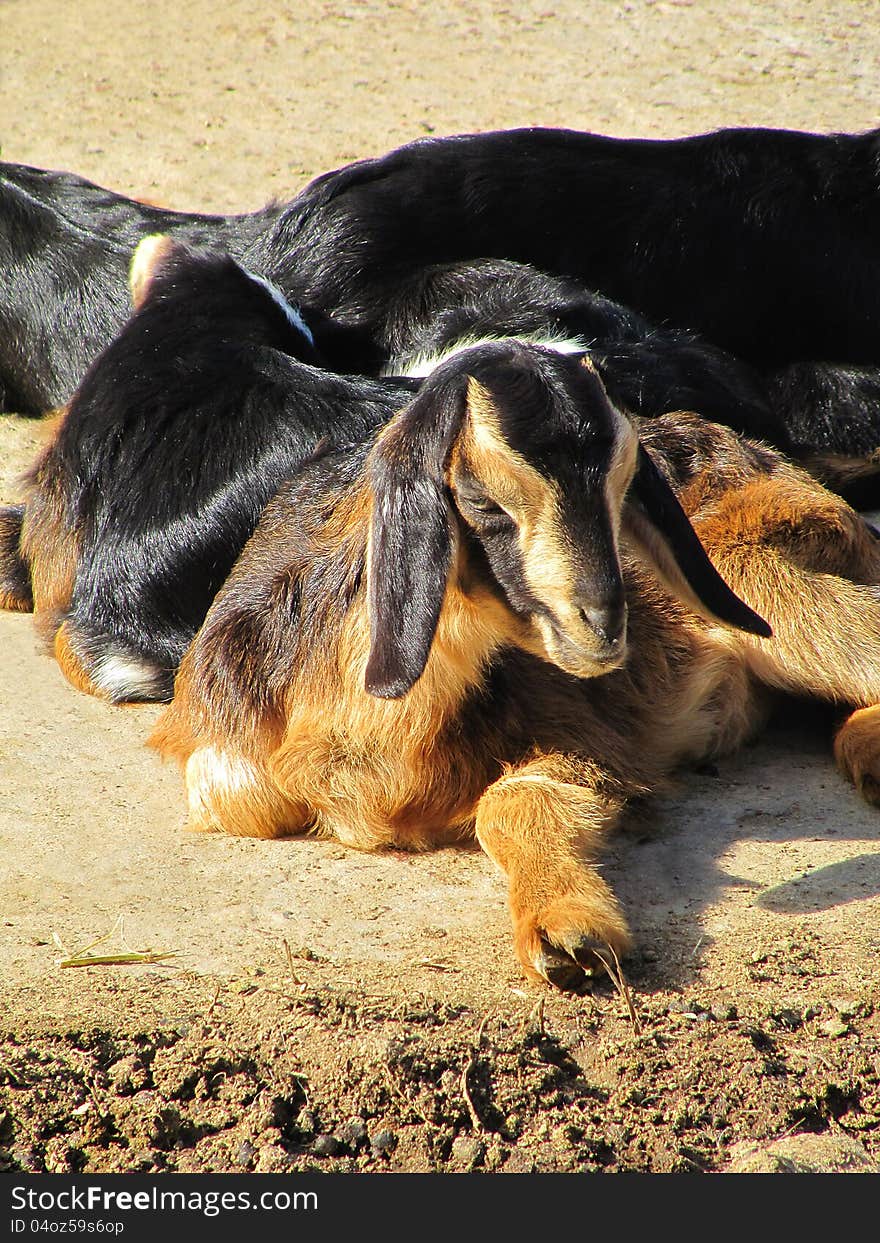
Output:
185 746 261 818
246 272 315 346
383 333 590 379
90 650 169 701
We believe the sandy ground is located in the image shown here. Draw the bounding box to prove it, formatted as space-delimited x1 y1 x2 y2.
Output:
1 0 880 1177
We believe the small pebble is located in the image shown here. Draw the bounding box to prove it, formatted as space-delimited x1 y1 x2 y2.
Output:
832 998 862 1019
296 1107 317 1135
336 1117 368 1147
668 997 706 1016
107 1055 148 1095
370 1128 397 1156
711 1003 738 1022
820 1018 849 1039
255 1144 295 1174
772 1008 803 1030
313 1133 341 1157
450 1136 485 1169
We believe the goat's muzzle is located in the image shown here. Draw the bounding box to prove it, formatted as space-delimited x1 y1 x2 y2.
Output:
540 600 629 678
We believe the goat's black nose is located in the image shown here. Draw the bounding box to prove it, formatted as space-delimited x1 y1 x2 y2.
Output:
580 600 627 646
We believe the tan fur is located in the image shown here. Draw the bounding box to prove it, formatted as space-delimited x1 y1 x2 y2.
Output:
800 449 880 497
834 706 880 805
151 398 880 989
0 588 29 612
691 470 880 705
475 754 632 983
156 548 519 850
15 411 81 636
129 234 176 308
0 410 72 620
463 381 578 616
53 622 104 699
458 378 636 675
270 577 516 851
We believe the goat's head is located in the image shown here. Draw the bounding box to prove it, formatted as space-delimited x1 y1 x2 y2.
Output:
365 340 770 698
127 234 320 361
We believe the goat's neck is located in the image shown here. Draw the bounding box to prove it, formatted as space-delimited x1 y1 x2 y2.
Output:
328 555 521 751
422 574 519 711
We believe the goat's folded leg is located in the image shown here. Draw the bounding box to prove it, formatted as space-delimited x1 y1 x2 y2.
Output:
146 726 313 839
692 469 880 809
834 706 880 806
474 753 632 991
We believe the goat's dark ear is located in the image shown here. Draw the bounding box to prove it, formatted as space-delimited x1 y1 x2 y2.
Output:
623 444 772 638
128 234 179 307
364 374 469 698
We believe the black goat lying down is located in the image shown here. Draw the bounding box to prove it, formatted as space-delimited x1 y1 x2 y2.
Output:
150 340 880 990
5 123 880 478
0 156 778 451
371 257 785 447
1 237 772 704
0 160 284 414
252 121 880 471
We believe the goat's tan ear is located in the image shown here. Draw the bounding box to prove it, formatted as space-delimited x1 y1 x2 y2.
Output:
128 234 178 308
364 372 469 698
623 444 772 637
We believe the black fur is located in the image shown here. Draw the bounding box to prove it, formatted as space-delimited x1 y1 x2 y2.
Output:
0 157 778 450
378 258 788 447
257 123 880 370
0 161 288 413
0 504 32 609
627 445 771 638
365 367 469 699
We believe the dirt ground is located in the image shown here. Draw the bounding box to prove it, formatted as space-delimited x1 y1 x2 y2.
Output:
2 0 880 1177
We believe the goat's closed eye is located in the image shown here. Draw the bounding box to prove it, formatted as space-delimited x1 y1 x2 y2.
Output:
457 491 511 521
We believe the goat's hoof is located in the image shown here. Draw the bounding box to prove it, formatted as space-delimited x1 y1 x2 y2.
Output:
532 934 614 993
533 943 593 993
513 892 632 993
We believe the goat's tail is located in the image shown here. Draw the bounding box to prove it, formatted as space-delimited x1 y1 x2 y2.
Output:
0 505 33 612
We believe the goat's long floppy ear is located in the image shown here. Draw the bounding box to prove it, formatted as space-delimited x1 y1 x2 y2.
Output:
623 444 772 638
128 234 180 307
364 372 469 698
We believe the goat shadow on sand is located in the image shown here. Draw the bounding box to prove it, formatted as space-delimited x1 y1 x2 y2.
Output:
604 699 880 995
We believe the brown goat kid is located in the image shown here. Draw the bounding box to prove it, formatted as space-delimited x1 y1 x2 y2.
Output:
150 342 880 990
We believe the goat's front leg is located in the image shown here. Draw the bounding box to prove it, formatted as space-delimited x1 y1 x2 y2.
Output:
474 754 632 991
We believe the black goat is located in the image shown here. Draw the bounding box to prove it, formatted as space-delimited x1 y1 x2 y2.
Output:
4 123 880 479
257 122 880 373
